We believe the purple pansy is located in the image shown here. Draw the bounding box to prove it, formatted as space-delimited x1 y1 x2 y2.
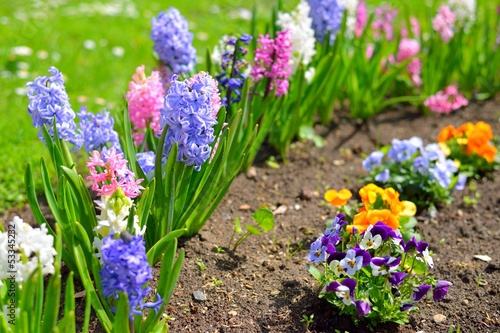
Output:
433 280 452 301
362 151 384 171
413 284 431 301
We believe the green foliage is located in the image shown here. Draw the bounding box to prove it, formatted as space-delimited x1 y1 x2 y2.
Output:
229 208 275 251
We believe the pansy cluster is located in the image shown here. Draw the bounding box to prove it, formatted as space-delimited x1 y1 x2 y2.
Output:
437 121 499 174
308 187 451 325
214 34 252 108
160 72 221 171
325 184 417 239
362 136 468 207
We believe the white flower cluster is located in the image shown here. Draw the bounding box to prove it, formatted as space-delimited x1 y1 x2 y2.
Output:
340 0 359 38
277 0 317 73
93 193 143 238
0 216 56 287
447 0 476 31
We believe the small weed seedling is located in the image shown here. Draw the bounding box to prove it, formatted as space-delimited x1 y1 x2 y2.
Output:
463 180 480 206
213 244 226 253
286 237 304 258
301 313 314 331
228 208 275 251
196 258 206 271
211 276 223 287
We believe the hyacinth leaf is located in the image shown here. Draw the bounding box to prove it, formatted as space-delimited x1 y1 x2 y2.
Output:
25 163 50 228
251 208 274 232
147 319 169 333
40 158 64 227
113 293 130 333
137 179 155 231
143 239 185 333
41 262 61 333
73 243 112 332
59 271 76 332
60 166 98 238
146 228 186 266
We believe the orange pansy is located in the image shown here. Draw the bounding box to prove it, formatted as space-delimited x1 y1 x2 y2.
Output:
350 209 400 233
437 125 456 143
324 189 352 206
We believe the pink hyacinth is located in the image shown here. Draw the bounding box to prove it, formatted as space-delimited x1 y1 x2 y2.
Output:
251 29 292 97
424 85 468 114
401 17 421 38
87 148 144 198
372 4 398 41
407 58 422 87
355 1 368 38
432 5 456 43
395 38 422 87
126 65 165 146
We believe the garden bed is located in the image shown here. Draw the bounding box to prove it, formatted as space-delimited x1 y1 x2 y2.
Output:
2 100 500 332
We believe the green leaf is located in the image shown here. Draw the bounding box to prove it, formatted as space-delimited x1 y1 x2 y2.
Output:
308 265 323 282
234 216 242 234
146 229 186 266
251 209 274 232
113 293 130 333
245 224 262 235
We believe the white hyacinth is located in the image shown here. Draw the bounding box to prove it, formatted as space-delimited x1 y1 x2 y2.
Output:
447 0 476 31
277 0 317 73
340 0 359 38
0 216 56 287
93 191 144 238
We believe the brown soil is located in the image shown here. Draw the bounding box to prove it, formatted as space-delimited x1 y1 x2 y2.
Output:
3 100 500 333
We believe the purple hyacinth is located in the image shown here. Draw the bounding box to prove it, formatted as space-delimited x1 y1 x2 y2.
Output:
159 72 221 171
362 151 384 171
151 7 197 74
433 280 452 301
307 0 346 45
77 107 121 153
99 233 162 319
136 151 156 174
26 66 82 149
215 34 252 109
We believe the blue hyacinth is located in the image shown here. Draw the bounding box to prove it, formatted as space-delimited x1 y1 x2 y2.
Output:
26 66 82 149
136 151 156 174
160 73 220 171
307 0 345 45
99 233 162 319
151 7 197 74
77 107 121 153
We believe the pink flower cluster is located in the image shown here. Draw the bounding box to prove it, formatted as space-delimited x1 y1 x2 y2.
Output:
401 17 421 38
424 86 468 114
251 29 292 97
432 5 456 43
396 38 422 87
87 148 144 198
372 4 398 41
355 1 368 38
125 65 165 146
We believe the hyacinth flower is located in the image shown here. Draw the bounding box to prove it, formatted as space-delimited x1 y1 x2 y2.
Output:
125 65 165 146
26 66 82 149
395 38 422 87
433 5 456 43
214 34 252 110
372 4 398 41
276 0 316 73
251 30 293 98
151 7 197 75
159 72 221 171
0 216 56 286
355 1 368 38
87 148 144 198
77 107 121 153
447 0 476 31
342 0 360 38
136 151 156 175
99 233 162 320
424 85 468 114
307 0 345 45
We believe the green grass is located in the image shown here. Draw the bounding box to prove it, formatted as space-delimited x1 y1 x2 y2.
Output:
0 0 296 214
